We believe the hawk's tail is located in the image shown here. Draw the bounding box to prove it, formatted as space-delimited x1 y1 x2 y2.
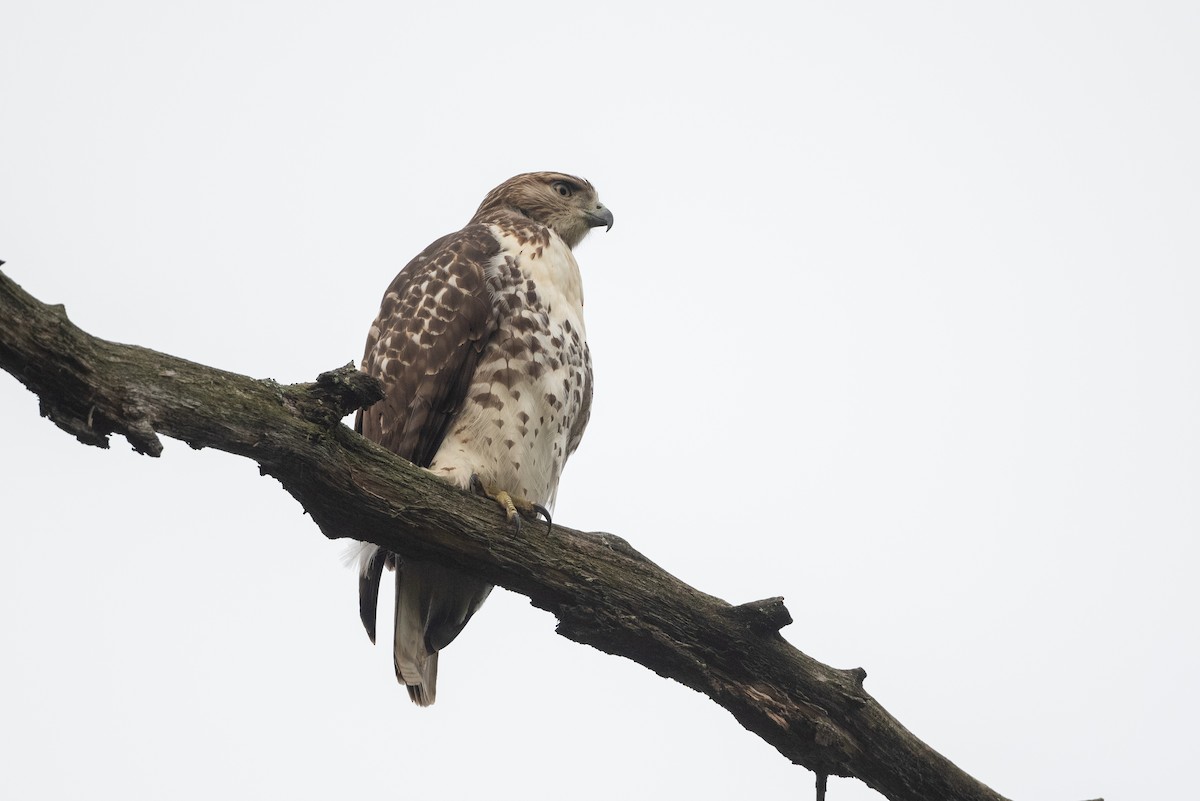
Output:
390 557 493 707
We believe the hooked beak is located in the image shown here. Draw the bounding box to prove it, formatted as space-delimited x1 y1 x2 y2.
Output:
585 205 614 232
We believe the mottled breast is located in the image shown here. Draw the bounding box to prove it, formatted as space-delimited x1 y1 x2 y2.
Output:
428 223 592 507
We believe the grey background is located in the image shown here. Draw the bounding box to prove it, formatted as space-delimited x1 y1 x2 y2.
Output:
2 3 1197 799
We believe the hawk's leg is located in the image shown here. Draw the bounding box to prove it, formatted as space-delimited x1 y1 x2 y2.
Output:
469 474 552 534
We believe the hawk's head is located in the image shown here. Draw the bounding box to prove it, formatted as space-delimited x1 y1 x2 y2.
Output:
473 172 613 249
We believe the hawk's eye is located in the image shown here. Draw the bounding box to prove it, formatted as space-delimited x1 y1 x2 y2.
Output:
552 182 573 198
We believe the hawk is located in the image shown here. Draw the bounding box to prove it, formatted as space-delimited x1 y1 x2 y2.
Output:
353 172 612 706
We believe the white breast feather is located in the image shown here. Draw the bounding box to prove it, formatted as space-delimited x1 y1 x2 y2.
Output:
427 226 589 510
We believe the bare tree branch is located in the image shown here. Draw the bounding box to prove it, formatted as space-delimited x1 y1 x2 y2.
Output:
1 265 1035 801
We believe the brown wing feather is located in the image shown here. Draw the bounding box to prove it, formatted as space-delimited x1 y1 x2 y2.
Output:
355 226 498 646
359 225 500 466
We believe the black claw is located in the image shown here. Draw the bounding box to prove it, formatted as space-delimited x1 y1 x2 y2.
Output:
469 473 485 496
532 504 553 535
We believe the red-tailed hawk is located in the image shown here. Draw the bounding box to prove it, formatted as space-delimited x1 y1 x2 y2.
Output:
353 172 612 706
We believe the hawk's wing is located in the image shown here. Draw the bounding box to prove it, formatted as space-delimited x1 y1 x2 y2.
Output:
357 226 499 464
354 225 500 642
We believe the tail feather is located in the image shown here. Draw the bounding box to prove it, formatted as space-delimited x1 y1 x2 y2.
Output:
393 563 436 705
356 545 390 644
403 653 437 707
392 558 492 707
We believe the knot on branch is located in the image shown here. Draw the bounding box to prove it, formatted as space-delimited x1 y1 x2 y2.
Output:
833 666 870 707
841 666 867 687
730 596 793 633
287 364 385 429
120 407 165 456
590 531 651 562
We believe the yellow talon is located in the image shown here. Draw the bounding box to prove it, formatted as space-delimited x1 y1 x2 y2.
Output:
494 490 519 522
470 475 553 534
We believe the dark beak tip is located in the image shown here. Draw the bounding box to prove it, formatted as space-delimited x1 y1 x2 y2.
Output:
590 207 614 232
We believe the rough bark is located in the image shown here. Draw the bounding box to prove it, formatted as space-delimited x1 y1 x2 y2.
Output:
1 265 1035 801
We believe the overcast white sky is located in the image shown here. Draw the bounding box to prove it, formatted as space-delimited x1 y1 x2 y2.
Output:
2 2 1198 799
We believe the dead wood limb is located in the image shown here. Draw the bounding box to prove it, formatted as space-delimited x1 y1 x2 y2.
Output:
0 265 1022 801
